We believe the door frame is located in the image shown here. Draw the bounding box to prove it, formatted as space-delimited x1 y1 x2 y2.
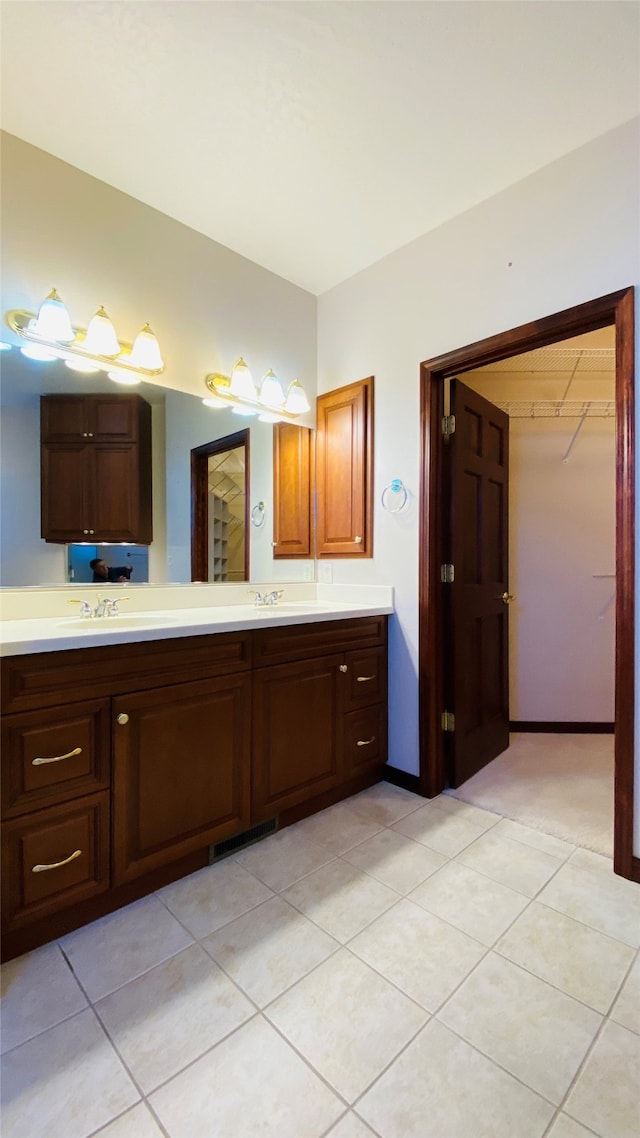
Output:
418 287 636 879
191 428 250 583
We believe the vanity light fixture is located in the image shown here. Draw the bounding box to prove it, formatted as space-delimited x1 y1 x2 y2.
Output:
203 358 311 423
6 289 164 384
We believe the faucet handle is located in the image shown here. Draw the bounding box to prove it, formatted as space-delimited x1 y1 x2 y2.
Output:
249 589 265 606
68 599 92 618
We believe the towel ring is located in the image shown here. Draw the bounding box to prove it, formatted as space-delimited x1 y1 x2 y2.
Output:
251 501 266 527
381 479 408 513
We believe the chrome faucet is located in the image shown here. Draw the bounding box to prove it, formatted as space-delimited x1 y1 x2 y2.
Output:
249 589 284 607
68 596 128 619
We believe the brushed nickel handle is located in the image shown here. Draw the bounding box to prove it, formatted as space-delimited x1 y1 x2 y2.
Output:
117 713 129 725
32 746 82 767
357 737 376 747
339 664 348 673
32 849 82 873
356 675 375 683
499 592 515 605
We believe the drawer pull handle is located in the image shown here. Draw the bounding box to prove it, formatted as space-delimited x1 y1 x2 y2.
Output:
357 736 376 747
32 747 82 767
339 664 348 673
32 849 82 873
356 675 375 683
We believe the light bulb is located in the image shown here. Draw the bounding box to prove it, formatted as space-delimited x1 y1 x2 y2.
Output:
284 380 310 415
20 344 58 362
203 395 227 408
260 369 285 407
129 324 164 370
229 358 257 400
32 288 75 343
232 405 256 417
82 307 121 356
107 369 141 386
64 356 101 374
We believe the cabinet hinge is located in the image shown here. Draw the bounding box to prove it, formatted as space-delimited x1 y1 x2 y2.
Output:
441 710 456 733
442 415 456 437
440 563 455 583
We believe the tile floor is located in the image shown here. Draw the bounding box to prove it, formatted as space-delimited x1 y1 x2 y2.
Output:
1 782 639 1138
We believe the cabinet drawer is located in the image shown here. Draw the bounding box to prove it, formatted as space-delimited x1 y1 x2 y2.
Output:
344 705 387 775
1 792 110 933
2 700 110 819
344 647 387 711
253 616 386 668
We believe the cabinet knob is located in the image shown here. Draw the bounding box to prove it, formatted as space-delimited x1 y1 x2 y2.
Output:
83 529 89 535
339 664 348 673
354 535 362 543
117 713 129 725
89 529 94 535
88 432 94 437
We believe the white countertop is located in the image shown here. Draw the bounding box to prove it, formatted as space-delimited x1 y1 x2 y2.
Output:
0 587 394 656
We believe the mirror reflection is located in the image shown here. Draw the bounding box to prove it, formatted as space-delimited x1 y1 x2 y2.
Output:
0 349 314 588
191 430 248 583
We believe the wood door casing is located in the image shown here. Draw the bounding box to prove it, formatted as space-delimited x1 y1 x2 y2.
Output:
448 380 510 785
316 377 373 557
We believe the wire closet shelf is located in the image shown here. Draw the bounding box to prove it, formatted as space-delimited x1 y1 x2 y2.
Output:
496 400 615 419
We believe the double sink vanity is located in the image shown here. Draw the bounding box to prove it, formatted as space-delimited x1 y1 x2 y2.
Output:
0 583 393 961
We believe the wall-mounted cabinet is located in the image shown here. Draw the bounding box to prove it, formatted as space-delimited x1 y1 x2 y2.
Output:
272 422 312 558
40 394 152 544
315 376 373 557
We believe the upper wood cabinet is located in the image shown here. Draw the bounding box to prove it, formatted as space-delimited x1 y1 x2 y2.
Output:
315 376 373 557
40 394 152 544
272 423 312 558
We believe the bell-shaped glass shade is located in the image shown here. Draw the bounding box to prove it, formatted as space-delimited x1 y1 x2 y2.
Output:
284 380 310 415
33 289 75 343
258 411 282 423
82 307 121 356
128 324 164 370
229 358 257 400
231 404 256 417
20 343 59 362
202 394 227 408
107 368 141 386
65 357 101 374
259 369 285 407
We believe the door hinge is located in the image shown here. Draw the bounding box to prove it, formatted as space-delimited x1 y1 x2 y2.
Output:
441 710 456 733
442 415 456 437
440 563 455 583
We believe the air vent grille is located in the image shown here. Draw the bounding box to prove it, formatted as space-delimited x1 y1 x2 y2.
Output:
209 817 278 862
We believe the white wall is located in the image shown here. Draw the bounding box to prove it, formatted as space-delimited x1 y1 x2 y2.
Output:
317 119 640 848
509 418 616 722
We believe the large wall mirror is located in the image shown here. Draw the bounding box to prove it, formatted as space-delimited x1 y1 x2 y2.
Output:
0 350 315 588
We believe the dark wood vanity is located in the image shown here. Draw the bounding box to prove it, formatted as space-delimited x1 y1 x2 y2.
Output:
1 615 387 960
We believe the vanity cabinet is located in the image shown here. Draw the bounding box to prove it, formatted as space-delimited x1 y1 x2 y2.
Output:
0 616 387 960
40 394 152 544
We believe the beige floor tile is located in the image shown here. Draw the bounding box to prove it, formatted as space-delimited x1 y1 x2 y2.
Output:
325 1113 380 1138
357 1018 555 1138
233 826 334 891
409 860 529 946
568 847 615 876
95 943 253 1094
392 801 490 856
282 858 398 943
537 862 640 948
349 898 484 1011
92 1103 165 1138
347 781 425 826
492 817 576 860
455 829 562 897
202 895 339 1006
610 955 640 1034
291 799 386 853
265 948 427 1102
564 1021 640 1138
149 1015 343 1138
157 858 274 940
438 952 602 1104
0 1009 138 1138
341 827 446 894
435 793 502 831
59 895 193 1002
547 1114 602 1138
496 901 635 1013
1 943 87 1054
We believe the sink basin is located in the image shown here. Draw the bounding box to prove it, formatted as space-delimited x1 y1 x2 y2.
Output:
56 615 178 631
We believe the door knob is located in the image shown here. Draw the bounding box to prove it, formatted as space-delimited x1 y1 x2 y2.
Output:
116 713 129 725
499 592 515 604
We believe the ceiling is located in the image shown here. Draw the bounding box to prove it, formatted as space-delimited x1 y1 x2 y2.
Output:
1 2 638 295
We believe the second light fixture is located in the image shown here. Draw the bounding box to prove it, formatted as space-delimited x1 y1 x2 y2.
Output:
204 357 310 422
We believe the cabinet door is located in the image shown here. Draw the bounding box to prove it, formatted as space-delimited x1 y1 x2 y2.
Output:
41 443 91 541
316 377 373 557
253 655 344 819
41 394 140 442
273 423 312 557
91 444 151 543
113 674 251 884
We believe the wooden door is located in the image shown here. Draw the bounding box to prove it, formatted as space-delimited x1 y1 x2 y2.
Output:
272 423 312 557
252 655 344 818
112 674 251 884
316 377 373 556
447 379 510 786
